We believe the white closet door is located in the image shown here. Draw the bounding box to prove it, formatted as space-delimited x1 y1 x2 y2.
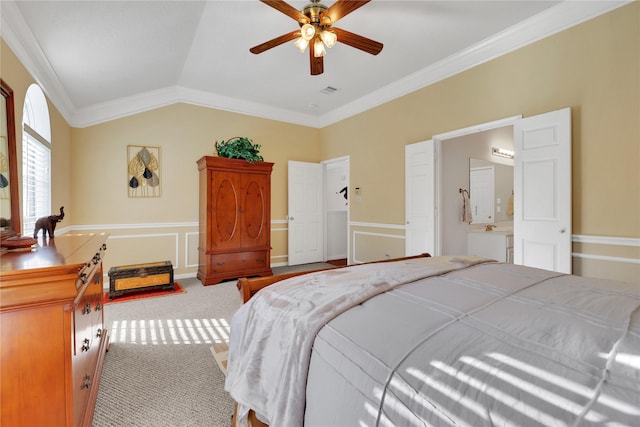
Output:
405 140 435 256
288 161 324 265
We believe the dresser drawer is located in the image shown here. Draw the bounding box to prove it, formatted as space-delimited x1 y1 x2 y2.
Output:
210 251 268 273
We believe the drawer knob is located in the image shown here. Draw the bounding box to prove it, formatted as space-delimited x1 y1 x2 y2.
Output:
83 303 92 315
81 374 91 389
95 303 102 312
81 338 90 352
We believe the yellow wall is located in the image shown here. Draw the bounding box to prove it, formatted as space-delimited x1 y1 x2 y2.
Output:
323 2 639 236
1 39 74 228
69 103 321 273
321 3 639 282
1 2 638 283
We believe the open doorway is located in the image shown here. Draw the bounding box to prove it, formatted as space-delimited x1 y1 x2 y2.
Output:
438 125 515 257
429 109 572 273
323 157 349 266
287 157 349 266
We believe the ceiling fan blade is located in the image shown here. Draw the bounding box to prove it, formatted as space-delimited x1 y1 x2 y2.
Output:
310 48 324 75
250 31 300 54
320 0 370 25
332 27 383 55
260 0 310 24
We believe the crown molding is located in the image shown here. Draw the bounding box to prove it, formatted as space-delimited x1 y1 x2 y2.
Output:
315 0 631 127
2 0 630 129
69 85 321 128
0 1 76 117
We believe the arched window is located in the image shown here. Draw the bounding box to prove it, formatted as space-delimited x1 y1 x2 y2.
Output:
22 84 51 235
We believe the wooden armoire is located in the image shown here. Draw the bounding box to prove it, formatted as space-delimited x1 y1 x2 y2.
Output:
197 156 273 285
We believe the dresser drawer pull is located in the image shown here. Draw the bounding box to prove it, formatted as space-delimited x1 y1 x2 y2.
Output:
256 258 264 263
95 303 102 312
96 328 102 338
83 303 92 315
81 374 92 389
216 262 225 266
81 338 90 352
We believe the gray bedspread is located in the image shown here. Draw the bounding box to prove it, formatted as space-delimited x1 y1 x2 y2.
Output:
226 256 640 426
305 262 640 426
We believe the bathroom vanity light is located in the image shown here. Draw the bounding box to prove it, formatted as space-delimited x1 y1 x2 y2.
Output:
492 147 514 159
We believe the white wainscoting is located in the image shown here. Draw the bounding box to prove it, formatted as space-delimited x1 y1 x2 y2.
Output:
68 222 198 281
349 221 405 264
572 235 640 264
184 231 199 269
63 222 639 284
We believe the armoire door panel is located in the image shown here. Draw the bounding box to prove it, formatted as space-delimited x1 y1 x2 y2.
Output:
242 177 267 246
212 174 241 248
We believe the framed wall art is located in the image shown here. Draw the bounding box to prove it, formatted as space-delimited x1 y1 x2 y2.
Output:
127 145 161 198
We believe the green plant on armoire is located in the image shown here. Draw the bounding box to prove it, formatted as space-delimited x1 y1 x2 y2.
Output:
215 137 263 162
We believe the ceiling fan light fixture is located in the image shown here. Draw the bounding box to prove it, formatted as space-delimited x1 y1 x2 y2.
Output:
320 29 337 48
294 37 310 53
251 0 383 76
301 23 316 41
313 37 326 57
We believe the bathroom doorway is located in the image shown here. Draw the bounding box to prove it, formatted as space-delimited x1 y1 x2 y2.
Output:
430 109 572 273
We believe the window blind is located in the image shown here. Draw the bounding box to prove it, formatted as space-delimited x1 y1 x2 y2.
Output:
22 131 51 234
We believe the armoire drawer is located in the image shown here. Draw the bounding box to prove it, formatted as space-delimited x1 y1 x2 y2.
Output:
210 251 268 273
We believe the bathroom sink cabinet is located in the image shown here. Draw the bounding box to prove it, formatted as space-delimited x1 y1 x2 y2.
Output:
467 231 513 263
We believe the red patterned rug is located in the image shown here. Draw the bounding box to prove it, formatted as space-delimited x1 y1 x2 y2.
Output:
103 282 185 304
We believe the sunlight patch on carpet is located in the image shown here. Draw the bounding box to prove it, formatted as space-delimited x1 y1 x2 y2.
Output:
109 317 230 346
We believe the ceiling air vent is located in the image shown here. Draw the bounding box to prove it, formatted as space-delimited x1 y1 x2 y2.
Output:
320 86 338 94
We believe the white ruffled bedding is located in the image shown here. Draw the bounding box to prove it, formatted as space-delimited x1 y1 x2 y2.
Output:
225 256 640 426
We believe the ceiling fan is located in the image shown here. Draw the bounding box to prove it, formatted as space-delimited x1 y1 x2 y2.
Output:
250 0 383 75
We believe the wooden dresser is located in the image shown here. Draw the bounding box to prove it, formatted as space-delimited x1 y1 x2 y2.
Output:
0 233 109 427
197 156 273 285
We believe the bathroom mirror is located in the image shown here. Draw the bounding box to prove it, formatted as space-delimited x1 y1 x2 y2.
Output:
0 79 22 241
469 158 513 224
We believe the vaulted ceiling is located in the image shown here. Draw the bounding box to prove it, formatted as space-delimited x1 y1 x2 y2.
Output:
1 1 627 128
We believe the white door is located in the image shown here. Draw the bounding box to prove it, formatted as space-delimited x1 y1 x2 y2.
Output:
405 140 435 256
288 161 324 265
470 166 495 224
514 108 572 273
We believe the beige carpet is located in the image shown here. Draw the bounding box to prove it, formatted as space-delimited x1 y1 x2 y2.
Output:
210 343 228 376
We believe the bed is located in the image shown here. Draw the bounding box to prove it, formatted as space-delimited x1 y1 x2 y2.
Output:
225 255 640 426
